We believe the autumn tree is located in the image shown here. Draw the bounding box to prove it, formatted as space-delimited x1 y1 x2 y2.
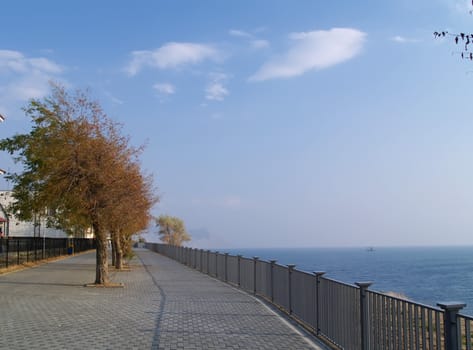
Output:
156 215 190 246
0 84 155 284
107 162 156 270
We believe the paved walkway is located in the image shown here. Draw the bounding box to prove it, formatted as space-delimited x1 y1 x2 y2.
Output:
0 249 328 350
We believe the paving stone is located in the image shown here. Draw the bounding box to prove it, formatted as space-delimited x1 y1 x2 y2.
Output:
0 248 328 349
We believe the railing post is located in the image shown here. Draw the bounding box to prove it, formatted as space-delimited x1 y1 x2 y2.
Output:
224 253 229 282
313 271 326 334
287 264 296 314
356 281 373 350
270 260 277 303
200 249 203 272
207 250 210 275
237 255 242 287
215 251 219 278
253 256 259 295
437 302 466 350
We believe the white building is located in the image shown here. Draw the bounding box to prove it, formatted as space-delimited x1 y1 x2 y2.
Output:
0 191 70 238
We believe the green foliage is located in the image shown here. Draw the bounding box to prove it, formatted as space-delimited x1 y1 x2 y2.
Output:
156 215 191 246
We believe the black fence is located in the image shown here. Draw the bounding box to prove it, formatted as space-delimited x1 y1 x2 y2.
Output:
0 237 95 269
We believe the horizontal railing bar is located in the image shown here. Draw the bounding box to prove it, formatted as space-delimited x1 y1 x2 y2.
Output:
368 290 444 312
320 276 359 290
459 313 473 321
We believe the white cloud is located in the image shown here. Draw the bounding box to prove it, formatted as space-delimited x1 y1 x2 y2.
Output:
153 83 176 95
391 35 419 43
104 91 124 105
229 29 270 50
126 42 220 76
249 28 366 82
206 83 228 101
205 73 229 101
251 40 270 49
0 50 65 111
229 29 252 38
0 50 63 75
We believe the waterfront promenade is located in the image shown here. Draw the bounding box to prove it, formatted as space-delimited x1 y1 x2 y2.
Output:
0 248 327 349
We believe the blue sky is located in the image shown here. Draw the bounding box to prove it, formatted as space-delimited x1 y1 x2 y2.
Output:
1 0 473 248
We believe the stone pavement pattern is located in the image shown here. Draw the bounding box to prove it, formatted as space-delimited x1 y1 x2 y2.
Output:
0 249 327 349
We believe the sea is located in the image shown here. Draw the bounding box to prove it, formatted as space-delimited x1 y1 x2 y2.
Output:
221 246 473 316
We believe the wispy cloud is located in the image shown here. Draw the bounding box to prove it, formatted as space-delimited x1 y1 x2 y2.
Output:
391 35 419 43
0 50 63 75
229 29 252 38
125 42 220 76
153 83 176 95
104 91 124 105
251 39 270 49
0 50 65 113
205 73 229 101
249 28 366 82
229 29 270 50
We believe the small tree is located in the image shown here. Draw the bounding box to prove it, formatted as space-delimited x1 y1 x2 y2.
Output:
156 215 190 246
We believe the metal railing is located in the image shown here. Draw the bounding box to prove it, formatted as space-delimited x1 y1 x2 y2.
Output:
0 237 95 269
145 243 471 350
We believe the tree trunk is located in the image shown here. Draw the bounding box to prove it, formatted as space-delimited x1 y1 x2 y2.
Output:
111 232 117 267
94 222 109 284
115 233 123 270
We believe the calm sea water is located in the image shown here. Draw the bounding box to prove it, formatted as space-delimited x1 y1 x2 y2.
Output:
222 246 473 315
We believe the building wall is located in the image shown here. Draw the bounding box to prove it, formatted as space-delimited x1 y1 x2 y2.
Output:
0 191 70 238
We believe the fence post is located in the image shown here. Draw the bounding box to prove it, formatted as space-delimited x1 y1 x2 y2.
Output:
17 239 20 265
313 271 326 334
288 264 296 314
200 249 203 272
215 251 219 278
437 302 466 350
224 253 229 282
207 250 210 275
270 260 277 302
253 256 259 295
356 281 373 350
237 255 242 287
6 237 9 268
